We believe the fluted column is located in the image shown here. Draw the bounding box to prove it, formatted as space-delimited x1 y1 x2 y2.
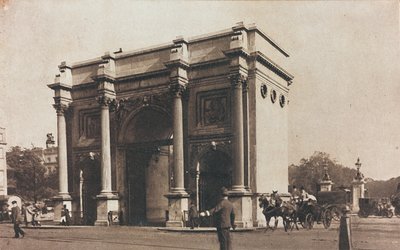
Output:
171 84 185 193
230 74 246 192
98 96 113 195
55 104 69 196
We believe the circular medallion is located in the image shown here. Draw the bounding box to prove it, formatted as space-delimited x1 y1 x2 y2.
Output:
260 84 268 98
270 89 277 103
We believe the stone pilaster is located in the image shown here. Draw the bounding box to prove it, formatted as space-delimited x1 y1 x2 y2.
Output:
223 25 253 227
164 37 190 227
48 62 73 223
97 95 114 195
230 73 247 192
93 52 119 226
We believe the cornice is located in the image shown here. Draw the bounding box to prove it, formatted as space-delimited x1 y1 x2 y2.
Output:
190 57 230 69
223 47 250 58
117 69 170 82
164 59 190 69
47 82 72 91
251 51 294 82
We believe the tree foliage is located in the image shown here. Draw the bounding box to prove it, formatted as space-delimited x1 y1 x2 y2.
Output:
7 146 58 201
289 151 358 194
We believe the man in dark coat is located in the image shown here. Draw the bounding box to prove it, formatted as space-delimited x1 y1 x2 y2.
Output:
11 201 25 238
201 187 236 250
188 201 198 229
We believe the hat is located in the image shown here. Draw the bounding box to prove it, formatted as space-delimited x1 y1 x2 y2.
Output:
221 187 229 196
272 190 278 194
292 185 297 189
300 186 305 190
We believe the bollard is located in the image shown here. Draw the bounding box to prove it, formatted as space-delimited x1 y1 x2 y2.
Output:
338 206 352 250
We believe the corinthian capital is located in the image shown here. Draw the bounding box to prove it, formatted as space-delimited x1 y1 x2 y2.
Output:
229 73 247 89
53 102 69 115
97 95 116 107
169 83 186 98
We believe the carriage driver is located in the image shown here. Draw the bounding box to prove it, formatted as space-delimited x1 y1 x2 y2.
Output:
290 185 301 203
271 190 283 208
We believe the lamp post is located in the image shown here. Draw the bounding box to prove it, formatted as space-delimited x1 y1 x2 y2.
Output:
354 158 363 181
33 163 37 204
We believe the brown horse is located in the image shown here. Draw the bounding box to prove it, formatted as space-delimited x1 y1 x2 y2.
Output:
259 194 279 230
259 194 299 232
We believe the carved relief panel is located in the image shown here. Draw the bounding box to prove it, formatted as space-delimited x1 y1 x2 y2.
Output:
196 89 230 128
79 109 101 139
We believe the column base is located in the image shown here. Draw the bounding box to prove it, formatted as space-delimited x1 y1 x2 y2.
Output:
229 191 253 228
52 194 72 224
165 192 189 228
94 193 119 226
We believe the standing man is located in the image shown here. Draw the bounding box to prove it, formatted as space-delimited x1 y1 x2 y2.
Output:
200 187 236 250
11 201 25 238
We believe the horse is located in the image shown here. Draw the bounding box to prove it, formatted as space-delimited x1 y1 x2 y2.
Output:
259 194 299 232
278 200 299 232
258 194 279 230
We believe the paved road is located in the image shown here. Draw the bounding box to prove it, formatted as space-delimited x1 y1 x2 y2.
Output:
0 216 399 250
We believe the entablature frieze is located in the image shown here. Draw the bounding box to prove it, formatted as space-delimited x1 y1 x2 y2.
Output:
253 69 289 94
250 51 294 83
112 91 173 129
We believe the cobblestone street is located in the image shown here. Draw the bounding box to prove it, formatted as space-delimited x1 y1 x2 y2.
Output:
1 216 399 250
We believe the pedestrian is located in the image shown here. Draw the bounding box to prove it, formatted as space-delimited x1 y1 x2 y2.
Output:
200 187 236 250
188 201 198 229
25 203 35 226
11 200 25 238
61 205 71 226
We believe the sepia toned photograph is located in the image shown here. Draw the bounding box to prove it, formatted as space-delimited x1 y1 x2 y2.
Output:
0 1 399 249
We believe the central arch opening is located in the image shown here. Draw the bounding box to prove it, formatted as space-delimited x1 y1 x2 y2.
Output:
123 107 172 226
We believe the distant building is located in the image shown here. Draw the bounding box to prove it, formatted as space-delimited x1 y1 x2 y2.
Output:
32 146 58 175
0 127 7 197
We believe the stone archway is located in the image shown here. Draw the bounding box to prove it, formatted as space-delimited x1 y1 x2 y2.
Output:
198 150 232 211
78 155 101 225
120 106 173 226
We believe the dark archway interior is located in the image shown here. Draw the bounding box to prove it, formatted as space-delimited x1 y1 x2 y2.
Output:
124 107 172 226
81 159 101 225
199 150 232 211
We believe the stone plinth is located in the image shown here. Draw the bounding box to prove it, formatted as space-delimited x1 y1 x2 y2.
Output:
229 192 253 228
95 194 119 226
352 180 365 212
53 195 72 224
320 180 333 192
165 193 189 227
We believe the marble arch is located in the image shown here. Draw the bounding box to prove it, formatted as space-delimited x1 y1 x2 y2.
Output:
48 23 294 228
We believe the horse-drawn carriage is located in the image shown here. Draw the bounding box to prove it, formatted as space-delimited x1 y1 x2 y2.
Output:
258 193 332 232
358 197 393 218
295 197 332 230
317 190 351 221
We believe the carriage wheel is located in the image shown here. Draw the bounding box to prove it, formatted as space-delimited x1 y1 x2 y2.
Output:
305 213 314 230
322 210 332 229
330 206 341 221
358 210 369 218
395 207 400 218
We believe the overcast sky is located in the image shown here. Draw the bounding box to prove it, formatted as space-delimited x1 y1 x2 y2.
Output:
0 0 399 180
